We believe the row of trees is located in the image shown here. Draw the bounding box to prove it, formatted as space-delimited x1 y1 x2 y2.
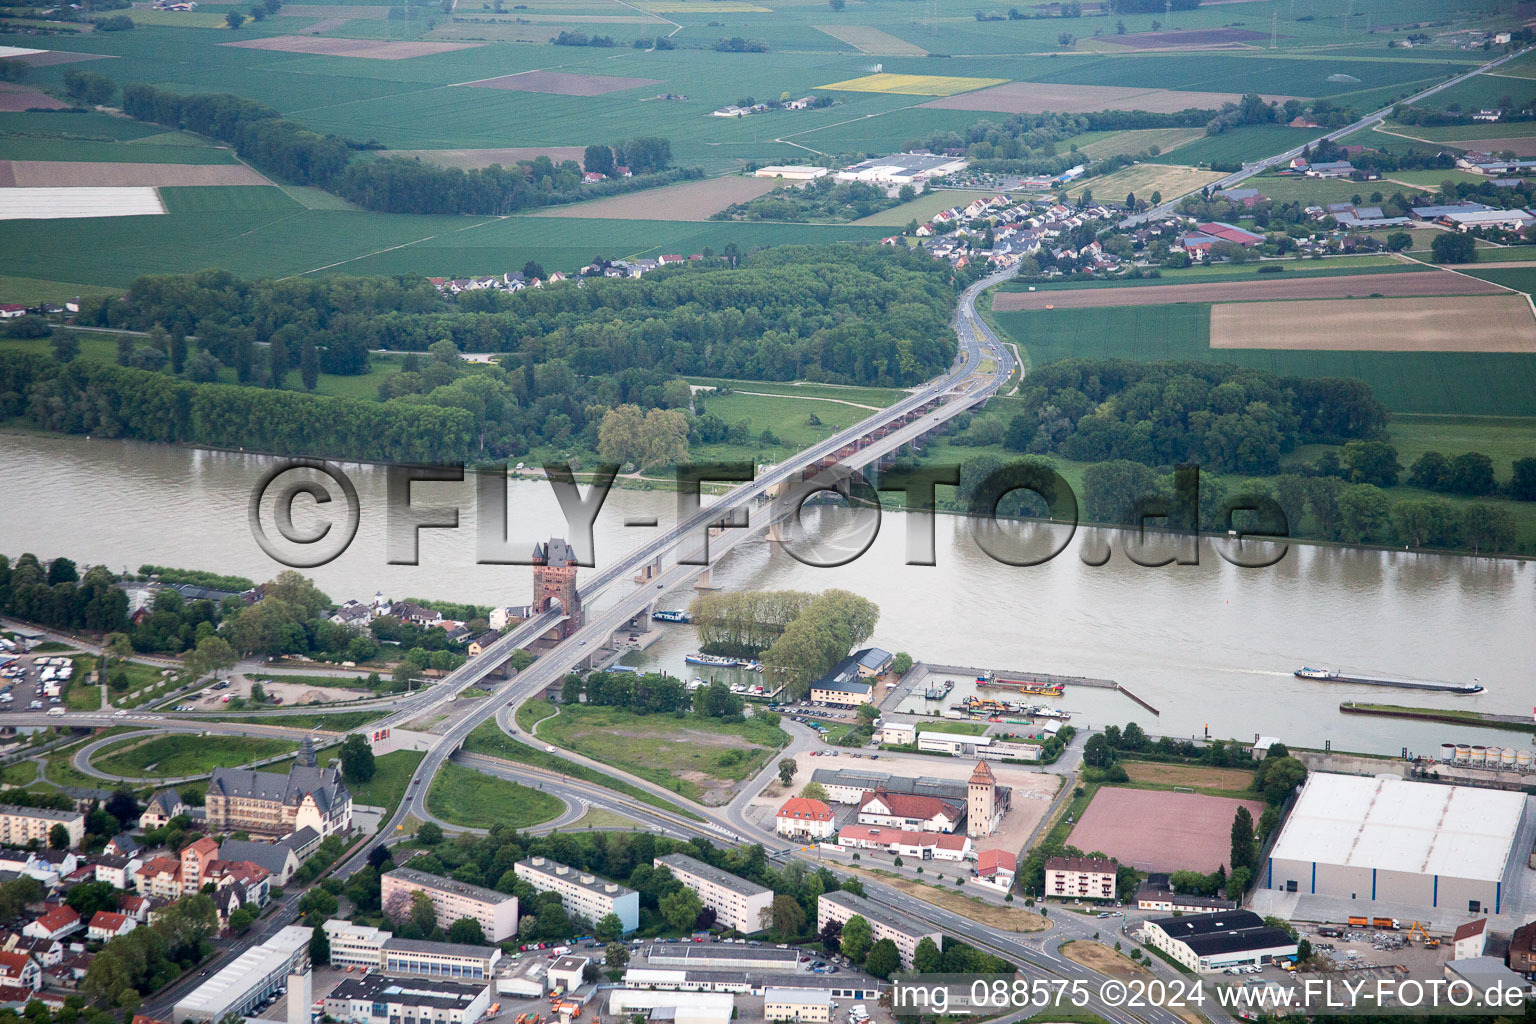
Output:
560 670 745 720
0 553 128 635
1 351 476 465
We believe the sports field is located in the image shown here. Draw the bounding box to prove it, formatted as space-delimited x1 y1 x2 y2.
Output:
1070 786 1266 873
991 271 1504 310
1066 163 1223 202
1210 295 1536 352
819 73 1007 97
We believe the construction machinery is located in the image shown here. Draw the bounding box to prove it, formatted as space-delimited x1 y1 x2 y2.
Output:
1406 921 1440 948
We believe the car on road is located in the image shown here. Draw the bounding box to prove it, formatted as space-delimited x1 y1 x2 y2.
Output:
545 746 556 753
114 709 127 717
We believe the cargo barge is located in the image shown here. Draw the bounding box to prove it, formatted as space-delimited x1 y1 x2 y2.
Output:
1295 667 1483 695
976 671 1064 697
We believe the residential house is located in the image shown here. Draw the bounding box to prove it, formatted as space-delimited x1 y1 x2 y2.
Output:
468 632 500 657
1045 856 1118 901
134 857 184 899
104 834 140 859
87 911 136 942
22 906 80 942
1454 918 1488 960
0 952 39 991
119 895 149 922
973 849 1017 891
218 833 306 887
775 798 835 840
94 853 143 890
180 837 218 891
139 789 185 830
835 826 970 861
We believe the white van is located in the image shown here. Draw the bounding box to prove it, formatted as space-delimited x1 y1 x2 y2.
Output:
45 707 65 717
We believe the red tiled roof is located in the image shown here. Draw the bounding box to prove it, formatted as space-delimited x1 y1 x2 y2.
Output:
859 787 959 822
31 906 78 933
837 826 966 851
0 951 32 977
1045 855 1117 874
777 798 832 821
89 912 130 933
976 849 1017 875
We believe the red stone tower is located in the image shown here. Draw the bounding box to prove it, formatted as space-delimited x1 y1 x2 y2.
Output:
532 538 580 638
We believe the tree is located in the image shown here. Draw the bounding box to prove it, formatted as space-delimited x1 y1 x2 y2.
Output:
583 145 616 178
1082 733 1115 768
913 936 943 973
63 69 115 106
448 917 486 944
49 824 69 850
51 332 79 364
225 10 245 27
660 887 702 933
1430 231 1476 264
229 904 256 934
1462 503 1516 554
1446 452 1495 496
1407 451 1450 490
1226 865 1252 901
1512 457 1536 501
1150 190 1161 205
605 942 630 970
777 760 798 787
769 893 805 938
891 651 912 675
1230 806 1255 875
66 880 120 918
340 734 377 784
595 913 624 942
300 339 319 391
1385 231 1412 251
818 918 842 953
840 914 872 963
309 924 331 965
1342 440 1400 487
408 891 437 936
865 939 900 979
116 335 135 366
417 822 443 845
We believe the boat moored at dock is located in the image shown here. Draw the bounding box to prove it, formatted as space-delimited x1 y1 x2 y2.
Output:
1294 667 1484 694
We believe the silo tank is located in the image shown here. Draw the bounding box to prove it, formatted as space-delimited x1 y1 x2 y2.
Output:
1503 748 1517 766
1519 750 1533 768
1456 744 1472 762
1471 745 1487 763
1440 743 1457 761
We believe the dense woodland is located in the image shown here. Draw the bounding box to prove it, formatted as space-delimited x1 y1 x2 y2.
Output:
712 178 900 222
46 246 958 462
999 359 1389 474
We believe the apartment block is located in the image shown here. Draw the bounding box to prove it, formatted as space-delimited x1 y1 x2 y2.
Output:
654 854 773 935
514 857 639 934
1044 856 1117 901
381 867 519 942
816 890 941 970
0 805 84 850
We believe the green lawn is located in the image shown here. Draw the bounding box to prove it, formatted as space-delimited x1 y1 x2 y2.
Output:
205 710 389 730
1150 125 1323 168
0 275 122 307
1385 415 1536 484
250 672 377 691
462 719 704 821
1248 175 1429 205
349 749 423 815
424 760 562 829
535 704 789 804
0 761 38 788
915 720 990 736
93 734 297 778
65 656 101 711
995 256 1417 293
517 698 559 733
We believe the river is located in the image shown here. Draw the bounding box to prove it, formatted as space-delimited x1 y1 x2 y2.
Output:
2 431 1533 757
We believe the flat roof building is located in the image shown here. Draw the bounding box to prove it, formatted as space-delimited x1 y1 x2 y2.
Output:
0 805 84 850
514 857 639 934
324 973 492 1024
1265 774 1525 915
655 854 773 936
1143 911 1297 973
817 890 941 970
764 988 833 1023
382 867 519 942
647 945 800 971
607 989 734 1024
173 925 311 1022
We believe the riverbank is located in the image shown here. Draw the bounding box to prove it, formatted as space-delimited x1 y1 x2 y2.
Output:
1340 701 1536 734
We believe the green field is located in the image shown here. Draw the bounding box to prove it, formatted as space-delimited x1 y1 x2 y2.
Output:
535 704 788 804
92 734 297 778
995 256 1418 292
1387 416 1536 484
0 761 38 788
989 302 1536 417
1249 174 1429 205
65 656 101 712
206 710 389 730
1150 125 1323 168
349 749 423 815
688 387 894 463
424 759 563 829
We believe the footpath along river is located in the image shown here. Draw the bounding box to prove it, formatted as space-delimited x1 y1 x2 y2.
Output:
2 431 1533 755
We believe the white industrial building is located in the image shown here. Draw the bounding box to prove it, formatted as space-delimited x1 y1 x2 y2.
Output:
1143 911 1298 973
608 989 734 1024
763 988 833 1023
174 925 312 1022
834 153 967 188
752 166 828 181
1265 774 1526 915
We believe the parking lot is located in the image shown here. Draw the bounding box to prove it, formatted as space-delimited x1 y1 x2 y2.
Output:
0 651 78 712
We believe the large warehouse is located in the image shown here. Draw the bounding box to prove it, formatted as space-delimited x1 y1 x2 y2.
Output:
1265 774 1526 915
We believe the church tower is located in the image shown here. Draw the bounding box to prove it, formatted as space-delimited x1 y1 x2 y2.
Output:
968 760 996 838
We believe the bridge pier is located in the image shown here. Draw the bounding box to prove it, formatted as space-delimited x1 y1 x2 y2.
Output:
694 567 722 591
634 555 662 585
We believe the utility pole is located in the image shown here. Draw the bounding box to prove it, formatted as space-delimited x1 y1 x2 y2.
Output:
1165 0 1172 31
1270 7 1278 48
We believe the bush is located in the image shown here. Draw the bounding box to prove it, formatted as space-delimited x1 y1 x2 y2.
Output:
1430 231 1476 264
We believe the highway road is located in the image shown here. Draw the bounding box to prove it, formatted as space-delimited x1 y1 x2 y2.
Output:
1121 45 1533 228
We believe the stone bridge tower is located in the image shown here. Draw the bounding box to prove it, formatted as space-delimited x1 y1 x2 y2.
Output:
532 538 580 638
